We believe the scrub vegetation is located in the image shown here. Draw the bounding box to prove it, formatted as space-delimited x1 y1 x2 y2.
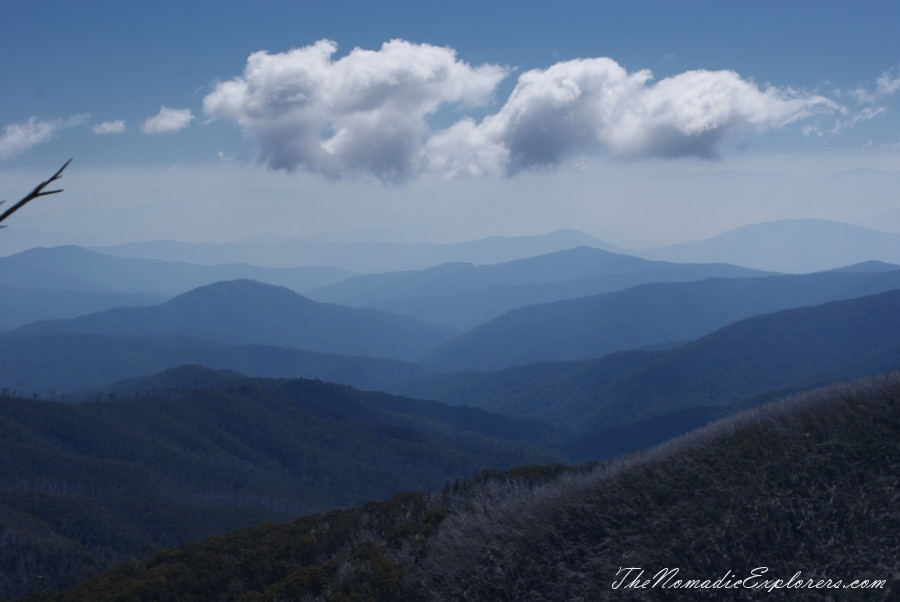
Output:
18 371 898 601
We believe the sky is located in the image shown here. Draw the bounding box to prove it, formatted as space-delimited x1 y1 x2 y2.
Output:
1 0 899 252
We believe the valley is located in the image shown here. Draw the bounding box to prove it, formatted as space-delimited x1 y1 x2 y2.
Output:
4 6 899 600
2 228 899 600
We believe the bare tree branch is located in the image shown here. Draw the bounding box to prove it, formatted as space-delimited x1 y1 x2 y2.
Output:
0 159 72 228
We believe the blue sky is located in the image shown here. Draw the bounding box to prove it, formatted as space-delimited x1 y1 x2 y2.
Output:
1 0 899 252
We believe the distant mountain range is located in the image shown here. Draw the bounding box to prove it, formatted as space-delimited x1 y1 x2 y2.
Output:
15 279 456 361
306 246 769 329
91 228 617 271
5 246 900 599
9 268 900 398
5 219 896 281
6 216 900 601
0 242 769 334
0 245 357 329
8 272 900 458
0 284 165 331
80 219 900 275
6 219 900 333
0 333 432 395
0 245 352 296
392 288 900 436
642 218 900 273
9 287 900 598
423 267 900 371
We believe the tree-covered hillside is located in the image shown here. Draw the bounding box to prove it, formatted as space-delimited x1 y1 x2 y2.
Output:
0 368 560 600
24 371 898 601
0 332 432 395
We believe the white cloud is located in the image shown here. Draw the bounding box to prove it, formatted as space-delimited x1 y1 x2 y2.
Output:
206 40 839 181
824 106 887 135
874 66 900 98
203 39 508 182
424 117 509 177
852 64 900 103
0 118 58 159
432 59 839 175
93 120 126 134
0 115 86 159
141 106 194 134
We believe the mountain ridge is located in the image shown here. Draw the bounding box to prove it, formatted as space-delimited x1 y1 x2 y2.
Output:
391 287 900 435
306 246 770 329
15 279 456 361
0 284 166 331
642 218 900 273
0 368 562 599
0 332 433 395
90 229 621 271
423 268 900 371
24 371 898 601
0 245 353 296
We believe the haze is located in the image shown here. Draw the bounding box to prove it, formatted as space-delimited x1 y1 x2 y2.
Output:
1 1 899 253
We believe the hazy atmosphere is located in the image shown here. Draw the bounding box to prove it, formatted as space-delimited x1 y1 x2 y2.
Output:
2 0 899 252
3 3 900 599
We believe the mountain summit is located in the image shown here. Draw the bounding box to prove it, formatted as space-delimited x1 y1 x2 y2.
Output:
16 279 455 360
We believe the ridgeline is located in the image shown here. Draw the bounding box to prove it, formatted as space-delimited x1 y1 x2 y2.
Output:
20 371 899 601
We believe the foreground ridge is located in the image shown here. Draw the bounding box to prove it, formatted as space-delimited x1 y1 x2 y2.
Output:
23 372 900 601
415 373 899 600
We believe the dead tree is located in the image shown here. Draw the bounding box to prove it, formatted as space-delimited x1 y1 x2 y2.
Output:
0 159 71 228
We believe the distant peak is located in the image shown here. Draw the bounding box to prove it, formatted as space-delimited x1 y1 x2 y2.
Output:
173 278 302 301
828 260 900 273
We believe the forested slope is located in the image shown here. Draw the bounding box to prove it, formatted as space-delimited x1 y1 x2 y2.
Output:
0 368 559 600
25 371 899 601
0 332 432 395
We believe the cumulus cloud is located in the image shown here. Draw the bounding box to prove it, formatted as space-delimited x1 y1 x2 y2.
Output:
203 39 508 182
0 115 86 159
93 120 126 134
430 59 838 175
206 40 839 181
141 106 194 134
